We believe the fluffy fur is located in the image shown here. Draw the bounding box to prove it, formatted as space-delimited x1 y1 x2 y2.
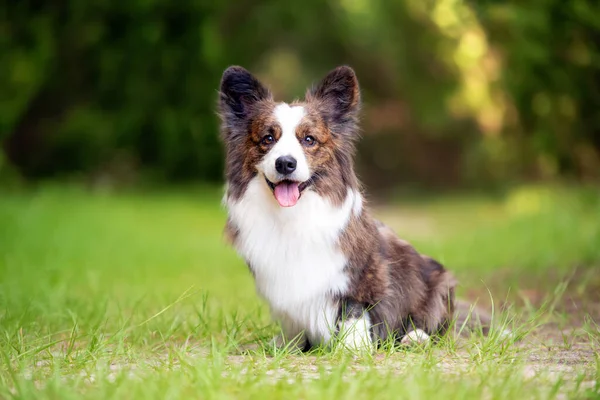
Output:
219 65 457 350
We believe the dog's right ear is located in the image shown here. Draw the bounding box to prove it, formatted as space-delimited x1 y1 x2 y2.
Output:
219 66 271 122
308 66 360 126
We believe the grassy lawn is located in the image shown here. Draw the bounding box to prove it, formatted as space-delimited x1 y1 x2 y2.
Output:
0 183 599 399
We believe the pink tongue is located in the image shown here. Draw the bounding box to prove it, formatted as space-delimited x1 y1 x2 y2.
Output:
273 182 300 207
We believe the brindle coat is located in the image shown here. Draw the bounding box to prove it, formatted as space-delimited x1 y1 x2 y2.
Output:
219 65 457 347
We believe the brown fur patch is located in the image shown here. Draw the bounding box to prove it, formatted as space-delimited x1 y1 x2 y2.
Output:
296 103 351 206
338 211 456 342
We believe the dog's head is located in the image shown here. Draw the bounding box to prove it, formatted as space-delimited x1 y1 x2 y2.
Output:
219 66 360 207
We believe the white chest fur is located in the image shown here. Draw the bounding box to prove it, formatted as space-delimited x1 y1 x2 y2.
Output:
226 177 361 344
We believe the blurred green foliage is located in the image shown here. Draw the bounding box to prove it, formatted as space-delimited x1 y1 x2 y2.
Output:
1 0 599 185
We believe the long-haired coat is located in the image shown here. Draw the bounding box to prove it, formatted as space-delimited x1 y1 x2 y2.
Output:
219 65 457 350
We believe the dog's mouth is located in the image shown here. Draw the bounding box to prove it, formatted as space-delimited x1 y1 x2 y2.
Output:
265 177 313 207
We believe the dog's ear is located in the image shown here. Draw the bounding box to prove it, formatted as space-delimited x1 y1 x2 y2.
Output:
308 66 360 125
219 66 271 122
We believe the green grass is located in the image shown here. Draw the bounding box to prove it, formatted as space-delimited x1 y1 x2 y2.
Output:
1 183 599 399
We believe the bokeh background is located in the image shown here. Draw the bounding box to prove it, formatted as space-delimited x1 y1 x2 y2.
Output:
3 0 599 190
1 3 600 397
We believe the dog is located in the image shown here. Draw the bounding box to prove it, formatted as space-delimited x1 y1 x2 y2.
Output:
218 65 459 351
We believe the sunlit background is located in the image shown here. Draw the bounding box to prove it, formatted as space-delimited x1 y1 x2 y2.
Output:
2 0 599 190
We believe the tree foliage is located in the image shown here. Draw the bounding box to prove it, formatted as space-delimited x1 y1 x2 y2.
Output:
2 0 599 185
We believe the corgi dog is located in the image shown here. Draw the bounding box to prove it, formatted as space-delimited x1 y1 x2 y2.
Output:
218 65 457 351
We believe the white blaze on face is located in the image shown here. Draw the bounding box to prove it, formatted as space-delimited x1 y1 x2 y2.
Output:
258 103 310 184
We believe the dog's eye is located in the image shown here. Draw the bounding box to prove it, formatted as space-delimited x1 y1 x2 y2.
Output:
303 136 316 146
261 135 274 145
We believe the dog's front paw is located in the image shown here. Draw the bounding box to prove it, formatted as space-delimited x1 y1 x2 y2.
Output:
400 329 430 346
337 317 373 353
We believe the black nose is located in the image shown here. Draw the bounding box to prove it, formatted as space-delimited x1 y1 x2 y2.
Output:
275 156 297 175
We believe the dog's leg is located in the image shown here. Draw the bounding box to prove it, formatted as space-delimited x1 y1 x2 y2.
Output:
336 299 373 352
400 257 455 346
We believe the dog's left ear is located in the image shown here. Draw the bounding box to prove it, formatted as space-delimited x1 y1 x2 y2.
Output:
308 66 360 125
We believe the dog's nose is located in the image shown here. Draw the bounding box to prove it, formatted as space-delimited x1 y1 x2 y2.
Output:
275 156 297 175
